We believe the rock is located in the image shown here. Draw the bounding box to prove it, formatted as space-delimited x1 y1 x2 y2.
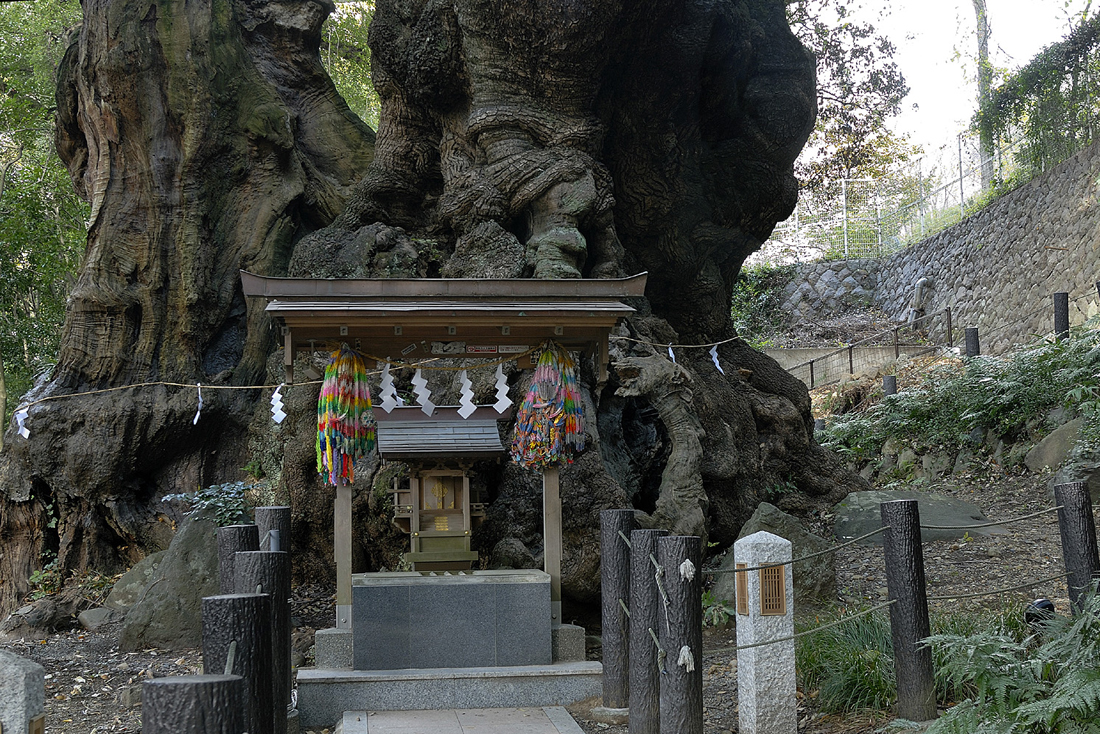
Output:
921 452 952 477
897 448 917 473
832 490 1009 544
77 606 120 630
0 650 44 730
952 448 975 475
490 537 538 569
119 513 218 651
713 502 835 606
105 551 167 611
0 598 65 638
1025 418 1083 473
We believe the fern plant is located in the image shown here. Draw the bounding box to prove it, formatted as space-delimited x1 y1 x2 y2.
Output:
927 590 1100 733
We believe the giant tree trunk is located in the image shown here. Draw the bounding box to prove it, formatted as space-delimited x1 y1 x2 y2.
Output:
0 0 867 614
0 0 373 612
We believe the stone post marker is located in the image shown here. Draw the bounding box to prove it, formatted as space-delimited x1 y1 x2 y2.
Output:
0 650 45 734
735 531 795 734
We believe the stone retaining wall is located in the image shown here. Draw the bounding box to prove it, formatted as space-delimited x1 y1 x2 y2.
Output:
777 143 1100 353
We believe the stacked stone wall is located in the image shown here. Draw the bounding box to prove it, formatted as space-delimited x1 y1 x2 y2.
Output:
775 143 1100 353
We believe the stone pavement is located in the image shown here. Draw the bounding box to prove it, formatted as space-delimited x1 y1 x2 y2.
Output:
337 707 586 733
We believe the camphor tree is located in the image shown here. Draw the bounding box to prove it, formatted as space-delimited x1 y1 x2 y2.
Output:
0 0 868 613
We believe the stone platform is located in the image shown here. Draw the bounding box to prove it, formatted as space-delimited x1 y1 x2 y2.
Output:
336 707 586 734
297 662 602 728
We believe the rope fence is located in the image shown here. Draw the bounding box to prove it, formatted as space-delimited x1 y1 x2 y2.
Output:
599 481 1100 731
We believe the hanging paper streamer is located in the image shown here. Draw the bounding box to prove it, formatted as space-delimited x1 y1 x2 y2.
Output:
510 341 585 470
14 407 29 439
270 385 287 424
458 370 476 419
316 345 377 486
668 343 676 364
411 368 436 416
493 364 512 414
709 345 725 375
193 384 203 425
378 361 398 413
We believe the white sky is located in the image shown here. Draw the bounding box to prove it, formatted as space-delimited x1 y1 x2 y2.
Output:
858 0 1093 156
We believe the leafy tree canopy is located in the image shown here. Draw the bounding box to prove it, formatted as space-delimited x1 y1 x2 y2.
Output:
789 0 918 192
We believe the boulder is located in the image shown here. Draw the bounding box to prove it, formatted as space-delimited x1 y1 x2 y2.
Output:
118 514 217 651
712 502 835 607
490 538 538 569
1025 418 1082 473
105 550 167 611
77 607 120 631
833 490 1008 544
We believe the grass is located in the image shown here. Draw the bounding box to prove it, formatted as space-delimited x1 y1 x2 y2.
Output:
795 602 1030 714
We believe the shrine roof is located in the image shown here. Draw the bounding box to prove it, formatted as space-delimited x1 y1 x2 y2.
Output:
375 406 506 457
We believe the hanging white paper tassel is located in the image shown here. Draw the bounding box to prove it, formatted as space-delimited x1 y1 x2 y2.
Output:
679 558 696 582
677 645 695 672
493 363 511 413
14 407 30 439
270 384 287 424
193 383 203 425
667 343 676 363
458 369 476 419
378 361 398 413
710 345 725 375
411 369 436 416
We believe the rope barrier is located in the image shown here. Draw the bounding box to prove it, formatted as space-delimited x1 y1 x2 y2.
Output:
610 334 742 350
704 526 889 575
707 600 897 655
619 598 631 618
926 572 1069 601
619 530 632 549
919 506 1062 530
10 345 542 413
649 627 668 673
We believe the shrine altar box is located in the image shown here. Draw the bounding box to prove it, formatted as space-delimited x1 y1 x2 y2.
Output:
351 570 552 670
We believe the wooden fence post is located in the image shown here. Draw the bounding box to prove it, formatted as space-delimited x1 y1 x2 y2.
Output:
964 327 980 357
1054 292 1070 341
658 535 703 734
880 500 936 722
629 528 667 734
256 506 291 552
142 675 245 733
1055 481 1100 613
234 550 291 728
217 525 259 595
202 593 274 734
601 509 635 710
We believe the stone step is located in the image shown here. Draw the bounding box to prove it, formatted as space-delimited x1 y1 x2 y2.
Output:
297 662 602 729
336 707 586 734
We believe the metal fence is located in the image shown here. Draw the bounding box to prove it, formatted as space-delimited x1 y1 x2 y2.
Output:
749 124 1077 267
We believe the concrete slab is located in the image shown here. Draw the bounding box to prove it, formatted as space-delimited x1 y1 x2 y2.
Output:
298 661 602 728
339 707 586 733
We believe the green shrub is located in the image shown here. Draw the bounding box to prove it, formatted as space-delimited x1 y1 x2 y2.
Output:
820 326 1100 459
730 263 798 349
164 481 252 526
796 603 1028 714
927 591 1100 733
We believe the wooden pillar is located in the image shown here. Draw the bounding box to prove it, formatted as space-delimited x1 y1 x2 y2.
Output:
1055 481 1100 613
335 484 353 629
201 593 274 734
600 509 635 709
629 528 667 734
880 500 936 722
216 525 259 595
283 327 294 383
658 536 703 734
143 675 245 734
234 551 291 726
543 466 563 625
1054 292 1070 341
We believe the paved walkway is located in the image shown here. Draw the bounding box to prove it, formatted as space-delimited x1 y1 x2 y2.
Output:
338 707 586 733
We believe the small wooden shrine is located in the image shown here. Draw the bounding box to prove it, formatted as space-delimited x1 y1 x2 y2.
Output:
241 270 646 629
